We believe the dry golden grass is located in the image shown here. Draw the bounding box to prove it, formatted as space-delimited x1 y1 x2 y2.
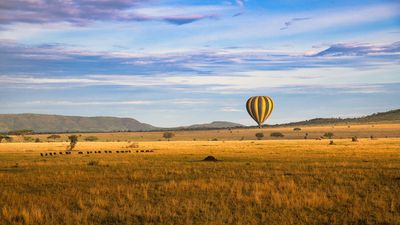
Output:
0 137 399 225
8 123 400 142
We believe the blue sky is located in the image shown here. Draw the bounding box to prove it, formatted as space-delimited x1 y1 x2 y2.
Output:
0 0 399 127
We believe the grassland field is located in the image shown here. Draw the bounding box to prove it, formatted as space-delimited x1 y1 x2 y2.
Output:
0 123 399 225
7 123 400 142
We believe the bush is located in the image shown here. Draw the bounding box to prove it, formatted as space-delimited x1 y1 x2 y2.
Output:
323 132 334 139
0 134 13 143
84 136 98 142
211 138 218 141
255 132 264 140
35 138 41 143
270 132 284 138
293 128 301 131
88 160 99 166
163 132 175 141
24 136 34 142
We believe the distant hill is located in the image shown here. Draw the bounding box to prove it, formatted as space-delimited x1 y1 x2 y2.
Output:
274 109 400 127
176 121 244 130
0 114 157 133
0 109 398 133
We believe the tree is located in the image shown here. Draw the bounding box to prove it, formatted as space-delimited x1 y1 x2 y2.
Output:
47 134 61 141
270 132 284 138
163 132 175 141
67 135 78 151
0 134 13 143
8 130 33 135
323 132 334 139
255 132 264 140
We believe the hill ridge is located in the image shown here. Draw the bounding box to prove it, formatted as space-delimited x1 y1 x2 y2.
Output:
0 109 399 133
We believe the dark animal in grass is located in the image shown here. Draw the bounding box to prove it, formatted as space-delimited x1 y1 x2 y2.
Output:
53 152 57 155
40 153 43 156
136 150 139 153
59 152 63 155
128 150 131 153
145 150 150 152
45 153 48 156
98 151 101 153
109 151 112 153
352 136 358 142
202 156 219 162
116 151 119 153
329 140 334 145
140 150 144 152
150 150 154 152
49 153 53 156
78 152 83 154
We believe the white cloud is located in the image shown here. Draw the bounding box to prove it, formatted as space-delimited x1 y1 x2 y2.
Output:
219 107 242 112
2 65 399 94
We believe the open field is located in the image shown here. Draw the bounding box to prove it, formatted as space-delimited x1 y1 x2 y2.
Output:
0 138 399 225
7 123 400 142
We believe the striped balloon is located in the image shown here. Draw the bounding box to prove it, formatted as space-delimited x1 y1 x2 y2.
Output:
246 96 274 128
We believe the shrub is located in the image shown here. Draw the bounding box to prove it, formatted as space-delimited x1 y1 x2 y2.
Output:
293 128 301 131
163 132 175 141
323 132 334 139
84 136 98 142
35 138 41 143
88 160 99 166
23 136 34 142
0 134 13 143
270 132 284 138
255 132 264 140
211 138 218 141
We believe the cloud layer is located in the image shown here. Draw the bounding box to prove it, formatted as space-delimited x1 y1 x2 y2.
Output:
0 0 222 26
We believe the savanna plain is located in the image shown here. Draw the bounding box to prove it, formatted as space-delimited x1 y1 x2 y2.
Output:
0 124 399 225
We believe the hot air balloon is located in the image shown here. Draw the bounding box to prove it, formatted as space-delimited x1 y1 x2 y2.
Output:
246 96 274 128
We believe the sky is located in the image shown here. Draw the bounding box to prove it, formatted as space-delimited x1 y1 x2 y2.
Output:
0 0 399 127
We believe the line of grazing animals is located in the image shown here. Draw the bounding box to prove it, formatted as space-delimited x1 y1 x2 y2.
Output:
40 149 154 156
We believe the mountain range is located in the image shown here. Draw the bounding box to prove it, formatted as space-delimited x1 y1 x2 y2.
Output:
0 109 399 133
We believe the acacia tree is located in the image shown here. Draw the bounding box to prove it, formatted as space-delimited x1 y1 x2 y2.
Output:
47 134 61 142
163 132 175 141
67 135 78 151
255 132 264 140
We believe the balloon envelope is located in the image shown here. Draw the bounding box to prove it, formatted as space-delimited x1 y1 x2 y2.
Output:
246 96 274 128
